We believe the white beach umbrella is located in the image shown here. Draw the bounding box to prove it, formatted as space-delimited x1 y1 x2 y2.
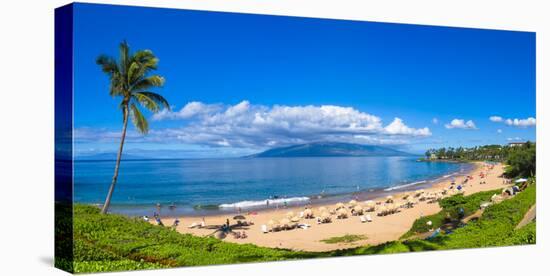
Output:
335 202 345 209
291 216 300 223
280 218 291 226
349 199 358 206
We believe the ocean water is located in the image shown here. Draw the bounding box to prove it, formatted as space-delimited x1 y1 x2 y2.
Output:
74 156 473 216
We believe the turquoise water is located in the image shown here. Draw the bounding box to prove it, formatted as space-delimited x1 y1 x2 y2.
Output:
74 156 473 216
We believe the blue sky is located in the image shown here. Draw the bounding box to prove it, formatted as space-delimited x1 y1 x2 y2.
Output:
72 3 536 158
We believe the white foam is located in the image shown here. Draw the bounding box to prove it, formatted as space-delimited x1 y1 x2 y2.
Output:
219 197 310 209
384 180 427 191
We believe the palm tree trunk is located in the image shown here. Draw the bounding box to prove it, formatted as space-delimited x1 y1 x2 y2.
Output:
101 105 129 214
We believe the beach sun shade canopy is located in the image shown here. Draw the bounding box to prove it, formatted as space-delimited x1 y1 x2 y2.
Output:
233 215 246 220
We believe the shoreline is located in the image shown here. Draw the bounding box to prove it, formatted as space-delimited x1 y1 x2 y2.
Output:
154 161 510 252
105 160 475 217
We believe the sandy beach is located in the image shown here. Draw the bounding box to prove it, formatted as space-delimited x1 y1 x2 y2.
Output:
157 162 510 252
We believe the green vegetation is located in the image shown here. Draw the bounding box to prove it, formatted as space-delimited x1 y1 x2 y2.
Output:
505 143 536 178
70 205 319 273
321 234 368 244
96 41 170 214
424 142 535 178
401 189 499 239
67 180 535 273
334 180 536 255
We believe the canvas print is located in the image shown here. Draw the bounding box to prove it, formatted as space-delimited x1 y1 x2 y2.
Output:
55 3 536 273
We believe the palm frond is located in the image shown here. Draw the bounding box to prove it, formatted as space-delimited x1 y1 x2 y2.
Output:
96 55 119 75
97 40 169 133
132 91 170 113
127 50 159 84
119 40 130 76
129 103 149 134
131 75 165 91
133 49 158 69
109 72 125 97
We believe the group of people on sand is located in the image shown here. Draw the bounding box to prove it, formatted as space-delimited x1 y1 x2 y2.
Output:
261 177 480 234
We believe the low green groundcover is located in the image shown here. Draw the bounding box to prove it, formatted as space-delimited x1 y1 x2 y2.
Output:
63 181 535 273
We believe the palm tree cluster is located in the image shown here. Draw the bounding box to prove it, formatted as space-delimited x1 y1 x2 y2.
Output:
424 142 536 178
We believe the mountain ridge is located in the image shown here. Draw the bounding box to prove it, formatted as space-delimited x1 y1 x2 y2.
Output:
248 142 414 158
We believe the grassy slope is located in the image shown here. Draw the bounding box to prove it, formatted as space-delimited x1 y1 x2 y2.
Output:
72 205 318 273
331 182 536 256
69 183 535 273
400 189 500 239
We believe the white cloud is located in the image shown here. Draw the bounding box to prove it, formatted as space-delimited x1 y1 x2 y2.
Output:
432 118 439 124
507 137 523 141
384 118 431 136
152 101 223 121
489 116 503 122
497 129 503 134
504 117 536 127
77 101 432 149
489 115 536 128
445 119 477 130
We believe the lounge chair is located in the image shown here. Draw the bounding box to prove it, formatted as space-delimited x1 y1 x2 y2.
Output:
366 214 372 222
299 223 310 229
360 216 367 223
261 224 268 233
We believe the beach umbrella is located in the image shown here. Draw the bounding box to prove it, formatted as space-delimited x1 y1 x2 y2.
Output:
321 212 331 218
318 206 327 212
377 205 387 215
349 199 358 206
286 211 295 218
364 200 374 206
280 218 291 228
291 216 300 223
233 215 246 220
386 195 394 203
335 202 345 209
268 219 278 225
337 208 348 215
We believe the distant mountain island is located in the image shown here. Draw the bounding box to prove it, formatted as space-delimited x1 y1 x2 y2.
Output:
248 142 414 158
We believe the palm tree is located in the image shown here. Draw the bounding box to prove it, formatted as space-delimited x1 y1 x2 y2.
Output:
96 41 170 214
